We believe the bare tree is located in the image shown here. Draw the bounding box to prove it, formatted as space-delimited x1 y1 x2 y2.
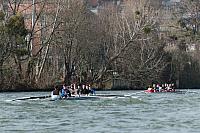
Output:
89 0 164 86
0 0 63 88
0 12 11 86
51 0 94 84
164 0 200 87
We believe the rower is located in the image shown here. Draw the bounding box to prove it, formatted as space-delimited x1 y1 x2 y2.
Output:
66 86 72 97
171 83 175 92
77 85 81 95
82 84 87 95
155 84 160 92
53 85 59 95
88 85 95 95
51 85 60 100
85 85 90 95
61 84 66 97
152 84 156 92
61 84 71 98
70 84 76 95
161 84 165 92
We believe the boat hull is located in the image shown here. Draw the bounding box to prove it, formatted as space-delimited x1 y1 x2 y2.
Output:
144 90 186 94
51 91 61 100
50 94 133 101
61 95 100 100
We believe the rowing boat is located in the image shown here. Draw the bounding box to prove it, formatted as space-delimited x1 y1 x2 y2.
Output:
144 90 187 94
50 93 135 101
9 93 134 102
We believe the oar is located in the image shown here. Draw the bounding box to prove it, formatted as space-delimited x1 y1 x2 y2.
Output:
11 95 51 101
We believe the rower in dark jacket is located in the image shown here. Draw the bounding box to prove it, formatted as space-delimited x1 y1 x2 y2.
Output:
53 85 59 95
61 84 71 98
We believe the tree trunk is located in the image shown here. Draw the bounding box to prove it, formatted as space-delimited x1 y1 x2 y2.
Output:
0 61 3 87
14 55 23 80
35 0 61 82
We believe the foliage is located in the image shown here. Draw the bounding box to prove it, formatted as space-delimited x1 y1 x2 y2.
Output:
143 26 152 34
0 11 5 21
6 14 28 36
135 10 141 15
178 19 186 28
15 49 29 57
2 0 200 90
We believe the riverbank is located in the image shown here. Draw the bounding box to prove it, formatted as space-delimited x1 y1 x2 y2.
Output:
0 85 145 92
1 82 200 93
0 87 52 92
0 84 53 92
1 87 199 93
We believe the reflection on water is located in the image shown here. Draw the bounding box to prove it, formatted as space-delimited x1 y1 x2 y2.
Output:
1 90 200 133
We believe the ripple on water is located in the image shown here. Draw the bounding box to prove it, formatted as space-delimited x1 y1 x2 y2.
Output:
1 90 200 133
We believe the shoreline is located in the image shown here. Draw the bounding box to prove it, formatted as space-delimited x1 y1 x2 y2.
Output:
0 87 144 93
0 88 199 93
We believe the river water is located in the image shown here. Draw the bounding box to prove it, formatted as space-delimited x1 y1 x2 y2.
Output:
0 90 200 133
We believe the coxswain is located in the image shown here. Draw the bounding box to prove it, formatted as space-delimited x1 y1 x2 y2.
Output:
145 86 154 93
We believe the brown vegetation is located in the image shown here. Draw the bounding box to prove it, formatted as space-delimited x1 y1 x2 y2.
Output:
1 0 200 91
